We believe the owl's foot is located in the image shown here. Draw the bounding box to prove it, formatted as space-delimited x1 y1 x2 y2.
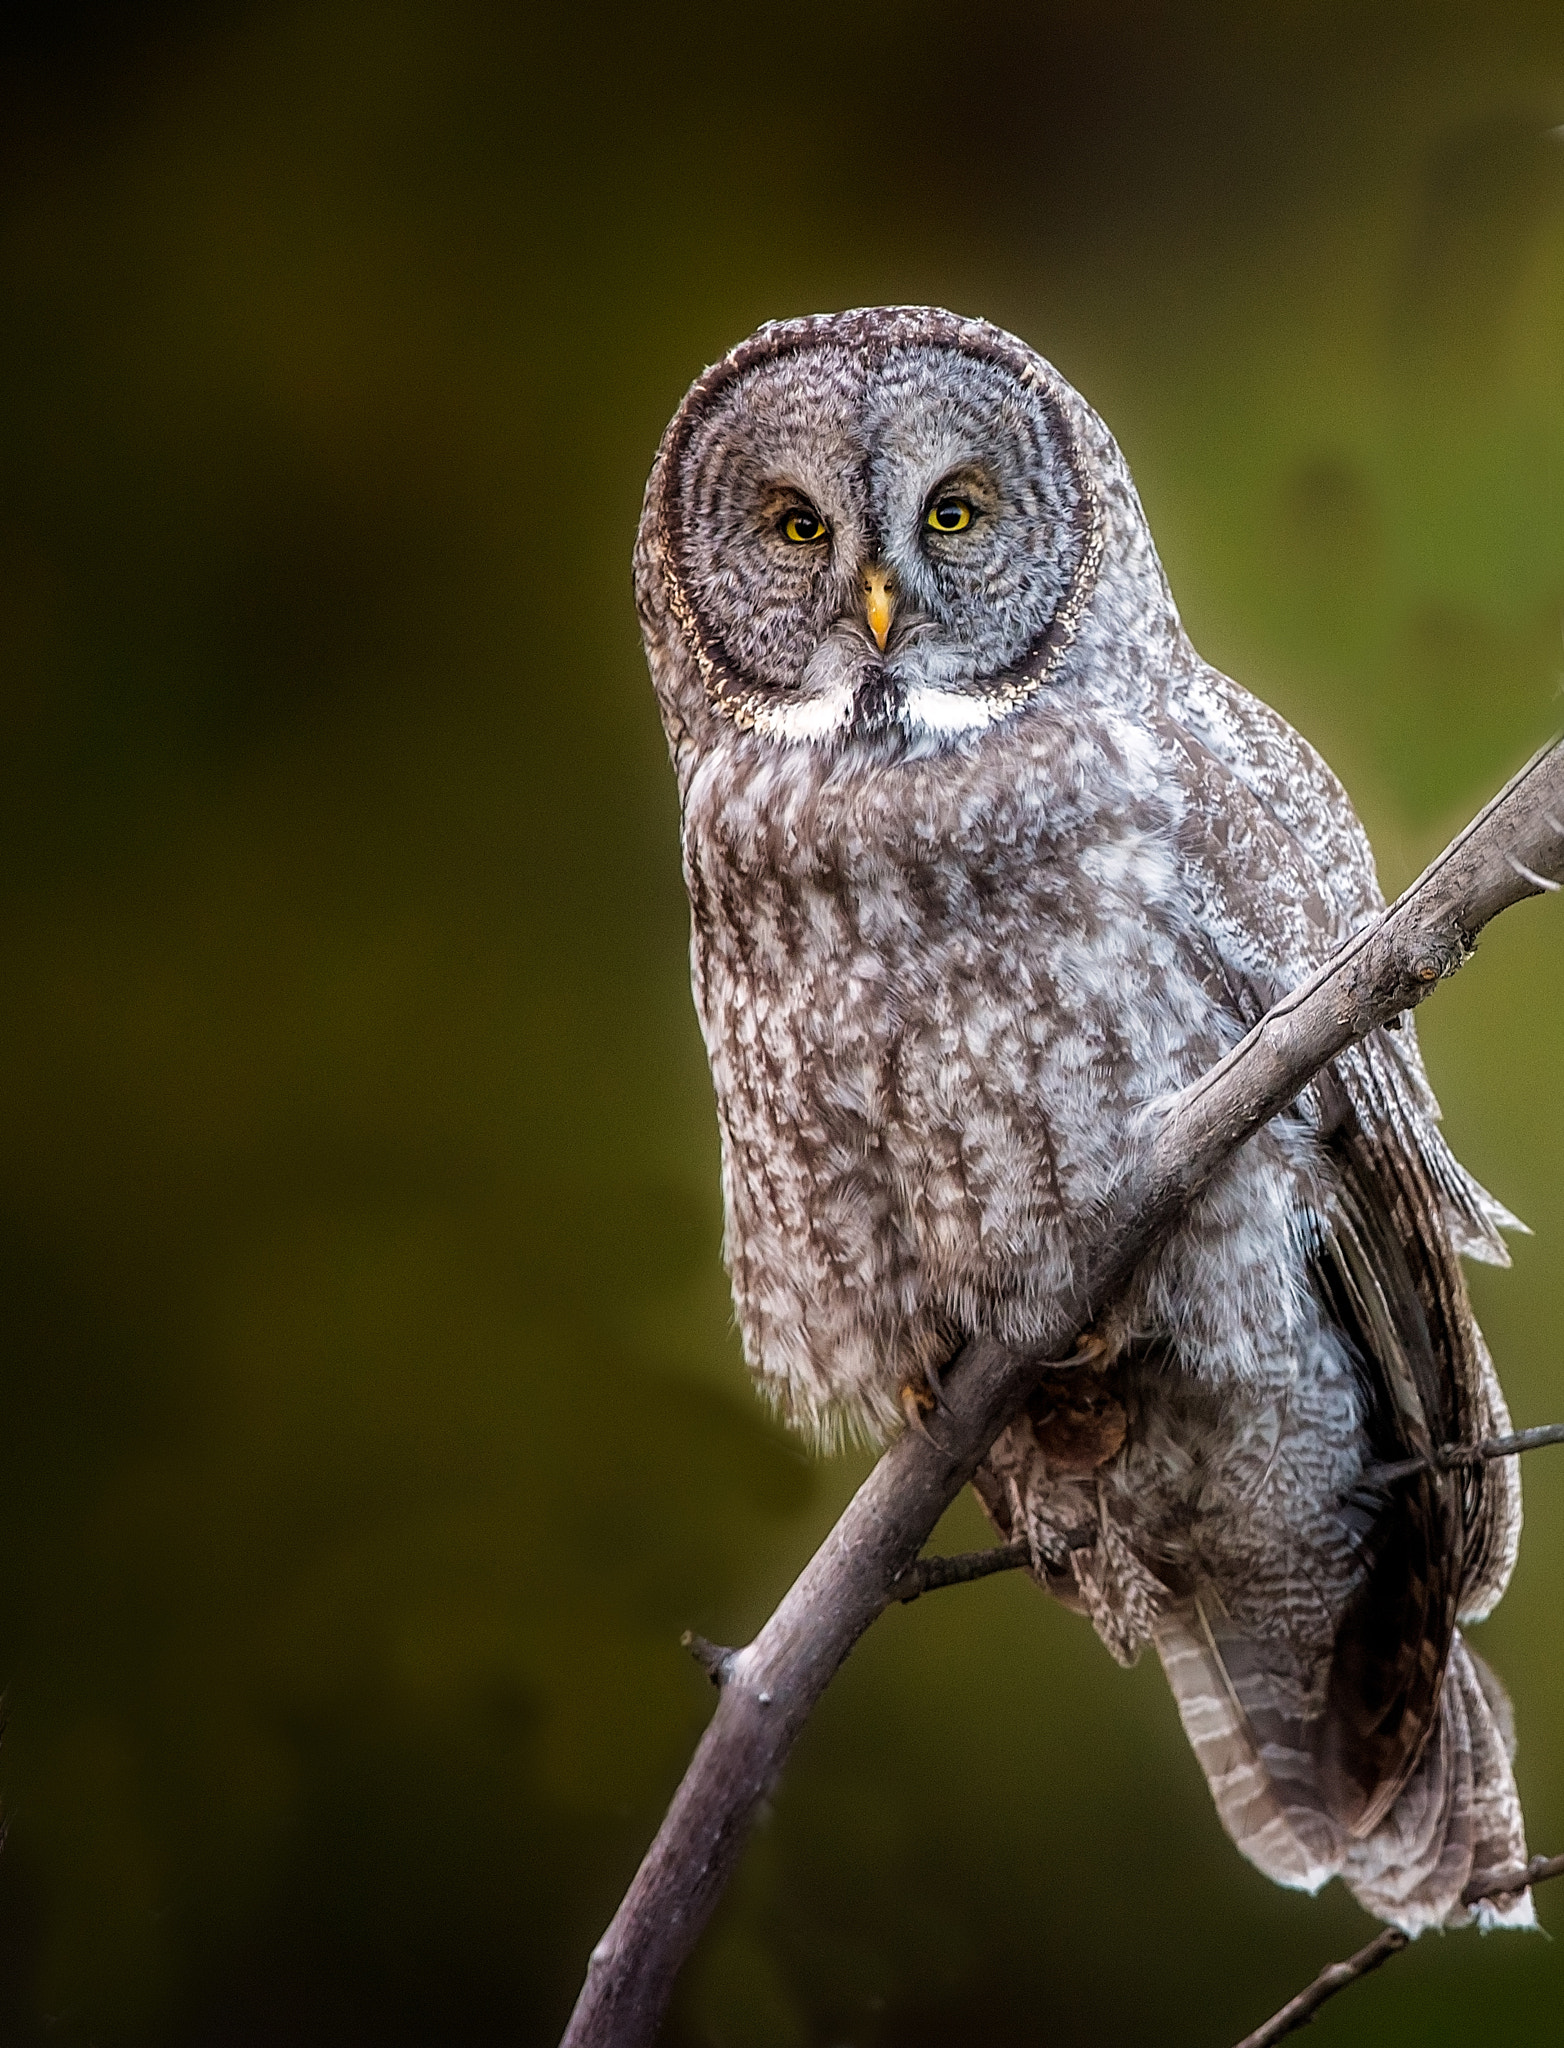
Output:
899 1331 1113 1439
898 1361 946 1440
1027 1374 1128 1474
1031 1322 1128 1473
1058 1323 1118 1372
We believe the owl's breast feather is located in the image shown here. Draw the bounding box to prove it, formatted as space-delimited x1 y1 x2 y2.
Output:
680 711 1262 1437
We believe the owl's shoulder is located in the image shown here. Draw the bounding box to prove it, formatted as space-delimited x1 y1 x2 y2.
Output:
1155 658 1383 938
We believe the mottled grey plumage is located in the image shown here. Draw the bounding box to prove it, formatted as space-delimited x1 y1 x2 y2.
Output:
634 307 1530 1931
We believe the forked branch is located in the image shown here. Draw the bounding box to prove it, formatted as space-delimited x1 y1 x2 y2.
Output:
560 739 1564 2048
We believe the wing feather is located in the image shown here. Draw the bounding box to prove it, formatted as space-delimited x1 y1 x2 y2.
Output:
1147 662 1525 1905
1152 669 1523 1622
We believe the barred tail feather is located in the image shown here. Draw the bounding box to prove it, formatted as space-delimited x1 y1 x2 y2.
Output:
1155 1609 1340 1896
1157 1616 1533 1933
1343 1635 1533 1930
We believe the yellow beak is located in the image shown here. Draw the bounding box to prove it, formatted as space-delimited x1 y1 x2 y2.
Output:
863 566 894 652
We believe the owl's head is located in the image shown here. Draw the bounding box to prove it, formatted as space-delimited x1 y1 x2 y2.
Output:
636 307 1174 760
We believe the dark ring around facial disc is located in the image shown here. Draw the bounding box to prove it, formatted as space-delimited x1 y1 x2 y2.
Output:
652 306 1106 734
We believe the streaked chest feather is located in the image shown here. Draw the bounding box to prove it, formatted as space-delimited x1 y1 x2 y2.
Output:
682 713 1231 1257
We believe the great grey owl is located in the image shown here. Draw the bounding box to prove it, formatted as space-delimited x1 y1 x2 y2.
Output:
633 305 1530 1931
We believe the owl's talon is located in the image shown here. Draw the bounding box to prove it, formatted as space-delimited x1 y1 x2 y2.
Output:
1060 1325 1116 1371
899 1375 941 1439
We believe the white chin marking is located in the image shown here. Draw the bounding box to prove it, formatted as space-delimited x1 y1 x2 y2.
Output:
750 686 854 743
902 685 1006 737
748 682 1006 746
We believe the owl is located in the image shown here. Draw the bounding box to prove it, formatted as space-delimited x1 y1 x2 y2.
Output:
633 306 1531 1931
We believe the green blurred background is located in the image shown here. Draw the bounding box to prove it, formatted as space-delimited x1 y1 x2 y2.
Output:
1 3 1562 2042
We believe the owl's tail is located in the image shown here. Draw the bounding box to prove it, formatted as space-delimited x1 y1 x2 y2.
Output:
1156 1616 1533 1932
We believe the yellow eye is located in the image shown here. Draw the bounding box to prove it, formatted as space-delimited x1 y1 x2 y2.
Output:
927 497 973 533
781 508 828 544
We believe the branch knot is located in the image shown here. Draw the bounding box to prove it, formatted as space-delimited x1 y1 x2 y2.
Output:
680 1631 736 1686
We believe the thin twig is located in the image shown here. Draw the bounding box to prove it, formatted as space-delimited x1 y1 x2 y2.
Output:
679 1632 735 1685
1235 1854 1564 2046
893 1539 1032 1602
1462 1850 1564 1903
900 1432 1564 1601
561 740 1564 2048
1365 1422 1564 1488
1442 1423 1564 1467
1233 1928 1410 2048
894 1434 1564 1608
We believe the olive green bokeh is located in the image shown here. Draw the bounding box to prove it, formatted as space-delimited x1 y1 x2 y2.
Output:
1 4 1562 2042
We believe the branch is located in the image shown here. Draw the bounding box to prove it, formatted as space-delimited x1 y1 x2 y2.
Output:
1366 1421 1564 1487
1233 1927 1410 2048
899 1431 1564 1602
893 1538 1032 1602
1463 1850 1564 1903
902 1430 1564 1605
1234 1855 1564 2047
560 738 1564 2048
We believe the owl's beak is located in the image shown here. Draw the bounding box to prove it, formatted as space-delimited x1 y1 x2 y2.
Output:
862 566 895 652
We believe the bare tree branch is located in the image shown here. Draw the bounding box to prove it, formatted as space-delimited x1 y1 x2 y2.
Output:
560 738 1564 2048
1462 1850 1564 1903
1235 1855 1564 2047
893 1537 1032 1602
899 1426 1564 1605
1233 1927 1411 2048
1367 1422 1564 1487
1447 1423 1564 1466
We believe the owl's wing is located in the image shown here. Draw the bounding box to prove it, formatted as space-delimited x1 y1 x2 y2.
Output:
1154 666 1521 1606
1159 661 1520 1269
1147 667 1523 1893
